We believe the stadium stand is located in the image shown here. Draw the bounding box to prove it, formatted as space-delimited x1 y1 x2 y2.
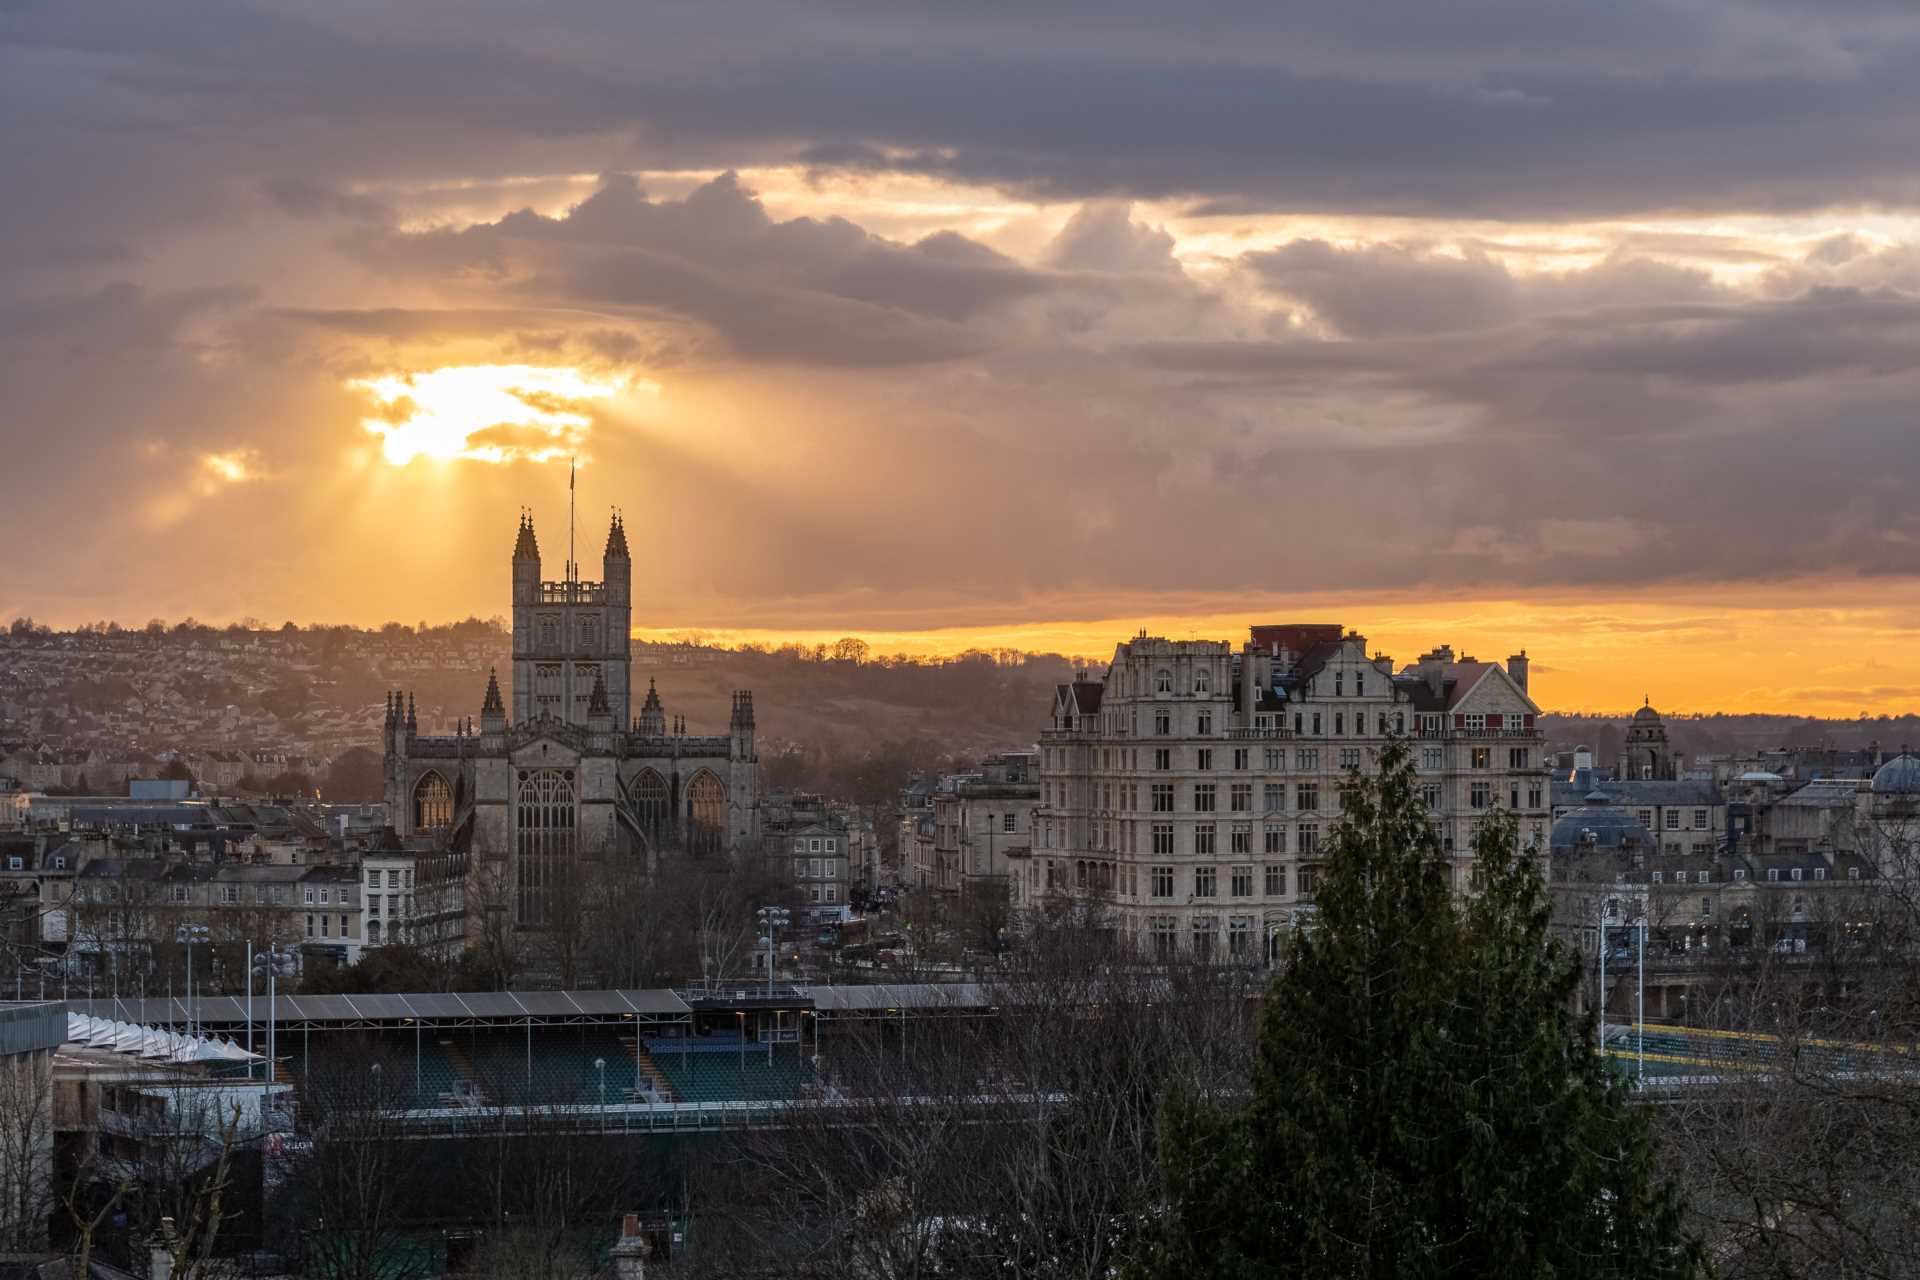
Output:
645 1033 814 1103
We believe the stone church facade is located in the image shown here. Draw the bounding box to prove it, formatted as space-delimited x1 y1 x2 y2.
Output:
383 511 760 935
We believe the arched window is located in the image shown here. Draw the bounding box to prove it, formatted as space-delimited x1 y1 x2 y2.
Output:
367 919 383 945
413 772 453 832
515 768 576 927
1155 669 1173 694
687 772 727 857
630 769 668 842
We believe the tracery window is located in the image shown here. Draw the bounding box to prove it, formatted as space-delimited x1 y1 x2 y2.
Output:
413 771 453 832
631 769 669 843
515 768 576 927
688 772 727 857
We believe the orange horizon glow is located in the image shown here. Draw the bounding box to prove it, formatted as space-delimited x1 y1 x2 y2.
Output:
619 586 1920 720
24 586 1920 719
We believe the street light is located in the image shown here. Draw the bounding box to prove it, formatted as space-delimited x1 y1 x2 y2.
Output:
595 1057 607 1107
755 906 790 999
175 923 209 1038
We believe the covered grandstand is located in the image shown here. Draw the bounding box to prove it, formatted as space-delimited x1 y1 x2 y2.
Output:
1602 1021 1917 1093
67 984 1001 1120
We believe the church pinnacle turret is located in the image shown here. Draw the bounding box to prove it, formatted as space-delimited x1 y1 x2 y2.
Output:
513 509 540 563
480 667 506 732
637 677 666 736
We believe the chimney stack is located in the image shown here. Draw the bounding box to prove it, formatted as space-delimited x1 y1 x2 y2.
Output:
611 1213 651 1279
1508 650 1529 695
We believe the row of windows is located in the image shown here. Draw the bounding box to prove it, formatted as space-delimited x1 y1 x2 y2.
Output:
1148 863 1323 900
365 868 415 890
1644 866 1860 885
304 913 355 940
793 858 845 881
1066 744 1531 779
1073 779 1546 815
533 617 606 652
791 837 841 853
1145 915 1264 961
1639 808 1714 830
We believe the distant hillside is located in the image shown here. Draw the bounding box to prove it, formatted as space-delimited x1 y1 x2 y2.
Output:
17 617 1920 803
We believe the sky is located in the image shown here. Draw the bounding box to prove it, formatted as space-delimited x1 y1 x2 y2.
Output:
5 1 1920 715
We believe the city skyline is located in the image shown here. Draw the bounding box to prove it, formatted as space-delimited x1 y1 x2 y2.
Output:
7 4 1920 715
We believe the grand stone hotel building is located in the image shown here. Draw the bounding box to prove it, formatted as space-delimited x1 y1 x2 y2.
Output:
383 512 760 935
1031 624 1546 960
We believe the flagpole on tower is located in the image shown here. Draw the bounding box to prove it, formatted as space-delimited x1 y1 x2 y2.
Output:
569 456 577 591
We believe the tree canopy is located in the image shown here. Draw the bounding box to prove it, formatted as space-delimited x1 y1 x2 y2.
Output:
1138 739 1699 1279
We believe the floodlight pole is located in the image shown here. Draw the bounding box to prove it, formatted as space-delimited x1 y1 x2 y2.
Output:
1597 906 1606 1051
1638 908 1646 1085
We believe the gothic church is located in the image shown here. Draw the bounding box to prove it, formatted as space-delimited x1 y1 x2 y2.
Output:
383 511 760 930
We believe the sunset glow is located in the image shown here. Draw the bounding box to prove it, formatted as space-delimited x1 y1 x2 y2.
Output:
8 4 1920 719
350 365 628 466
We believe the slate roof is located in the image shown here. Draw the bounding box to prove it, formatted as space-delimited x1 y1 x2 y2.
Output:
1551 778 1722 808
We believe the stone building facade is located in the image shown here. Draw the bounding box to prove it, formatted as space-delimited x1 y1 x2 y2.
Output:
1036 625 1548 961
383 512 761 936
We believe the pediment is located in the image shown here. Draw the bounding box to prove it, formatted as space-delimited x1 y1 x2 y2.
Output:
506 718 587 763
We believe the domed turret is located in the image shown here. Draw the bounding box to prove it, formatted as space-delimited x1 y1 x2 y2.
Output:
1550 789 1657 856
1872 753 1920 796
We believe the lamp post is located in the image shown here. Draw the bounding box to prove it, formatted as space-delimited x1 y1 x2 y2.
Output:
175 923 209 1037
755 906 789 999
252 943 294 1085
1597 900 1609 1051
595 1056 607 1107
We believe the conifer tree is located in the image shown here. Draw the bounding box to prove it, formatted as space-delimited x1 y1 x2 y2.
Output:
1135 738 1699 1279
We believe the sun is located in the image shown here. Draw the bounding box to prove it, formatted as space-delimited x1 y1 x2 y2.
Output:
349 364 629 465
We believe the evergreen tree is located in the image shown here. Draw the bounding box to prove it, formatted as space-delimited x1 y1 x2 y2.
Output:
1135 739 1698 1279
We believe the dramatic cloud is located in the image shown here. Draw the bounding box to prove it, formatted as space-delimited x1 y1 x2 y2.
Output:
6 1 1920 708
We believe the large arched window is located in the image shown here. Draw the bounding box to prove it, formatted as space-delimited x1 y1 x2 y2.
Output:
515 768 576 927
413 772 453 832
630 769 668 843
687 772 727 857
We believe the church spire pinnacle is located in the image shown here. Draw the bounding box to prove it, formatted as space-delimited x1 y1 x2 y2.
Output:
637 676 666 735
513 508 539 562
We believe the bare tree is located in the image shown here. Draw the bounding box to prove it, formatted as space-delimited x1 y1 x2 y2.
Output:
1660 814 1920 1278
276 1041 435 1280
0 1044 55 1249
710 902 1261 1280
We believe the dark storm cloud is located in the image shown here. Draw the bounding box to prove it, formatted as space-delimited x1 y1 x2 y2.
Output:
7 0 1920 232
341 173 1047 365
1245 242 1723 338
7 0 1920 627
